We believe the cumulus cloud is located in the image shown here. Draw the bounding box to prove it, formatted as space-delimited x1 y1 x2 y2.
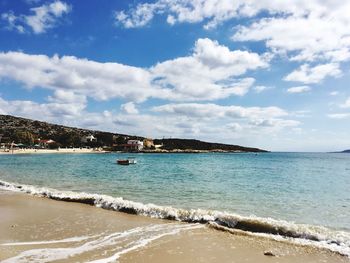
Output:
0 38 267 103
114 0 331 30
284 63 341 84
151 103 298 131
287 86 311 94
115 3 158 28
121 102 139 114
116 1 350 84
152 103 287 119
1 1 71 34
233 15 350 63
340 97 350 109
0 51 156 102
0 96 85 121
151 38 268 100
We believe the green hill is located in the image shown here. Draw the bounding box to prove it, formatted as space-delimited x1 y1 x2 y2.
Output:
0 114 267 152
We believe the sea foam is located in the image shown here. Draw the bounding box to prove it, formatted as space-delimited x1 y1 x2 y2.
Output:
2 224 201 263
1 179 349 257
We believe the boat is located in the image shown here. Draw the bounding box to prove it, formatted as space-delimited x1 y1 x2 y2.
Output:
116 157 137 165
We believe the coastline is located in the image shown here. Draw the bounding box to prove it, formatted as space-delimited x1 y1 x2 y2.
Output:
0 148 110 155
0 190 347 263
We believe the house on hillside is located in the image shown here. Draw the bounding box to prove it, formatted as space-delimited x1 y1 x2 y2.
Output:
37 139 55 148
114 139 144 152
126 140 144 151
81 134 97 143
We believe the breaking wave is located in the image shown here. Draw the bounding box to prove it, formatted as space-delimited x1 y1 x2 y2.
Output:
1 179 349 257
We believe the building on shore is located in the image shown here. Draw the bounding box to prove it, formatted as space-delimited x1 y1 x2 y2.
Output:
81 134 97 143
36 139 56 148
114 139 144 152
143 138 154 149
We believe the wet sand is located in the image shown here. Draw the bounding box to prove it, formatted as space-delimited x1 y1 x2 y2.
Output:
0 190 348 263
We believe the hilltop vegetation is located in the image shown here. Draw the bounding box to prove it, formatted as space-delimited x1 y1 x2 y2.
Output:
154 138 265 152
0 114 266 152
0 115 133 148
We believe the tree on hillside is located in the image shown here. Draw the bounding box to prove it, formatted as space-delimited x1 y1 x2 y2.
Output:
56 132 82 147
13 131 35 145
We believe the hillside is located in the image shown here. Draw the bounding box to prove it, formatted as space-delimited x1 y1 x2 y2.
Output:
0 114 267 152
154 138 266 152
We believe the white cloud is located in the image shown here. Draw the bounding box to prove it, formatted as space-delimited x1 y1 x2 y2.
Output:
287 86 311 94
121 102 139 114
248 119 299 128
284 63 341 84
233 14 350 63
115 3 158 28
0 96 85 121
0 38 267 103
48 89 86 104
327 113 350 119
226 123 242 132
330 91 339 96
115 0 334 30
340 97 350 109
1 1 71 34
151 38 268 100
253 85 272 93
0 51 154 102
116 1 350 85
153 103 288 120
1 12 25 33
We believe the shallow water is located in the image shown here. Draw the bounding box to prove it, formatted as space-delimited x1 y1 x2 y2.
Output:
0 152 349 231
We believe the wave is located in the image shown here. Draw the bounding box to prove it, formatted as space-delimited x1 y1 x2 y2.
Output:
1 179 349 257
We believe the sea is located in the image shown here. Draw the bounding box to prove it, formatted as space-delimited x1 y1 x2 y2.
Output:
0 152 349 256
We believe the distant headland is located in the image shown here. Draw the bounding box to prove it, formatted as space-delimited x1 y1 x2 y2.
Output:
0 114 267 153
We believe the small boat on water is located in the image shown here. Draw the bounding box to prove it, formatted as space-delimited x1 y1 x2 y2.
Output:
116 157 137 165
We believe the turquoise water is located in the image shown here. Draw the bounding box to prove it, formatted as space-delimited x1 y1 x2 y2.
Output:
0 152 349 231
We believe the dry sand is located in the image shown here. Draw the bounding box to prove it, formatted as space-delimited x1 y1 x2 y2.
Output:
0 190 348 263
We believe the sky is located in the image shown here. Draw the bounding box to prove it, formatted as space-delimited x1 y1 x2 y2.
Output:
0 0 350 152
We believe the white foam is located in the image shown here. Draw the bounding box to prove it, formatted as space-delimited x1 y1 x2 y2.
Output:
1 179 349 257
87 224 203 263
1 235 98 246
1 224 201 263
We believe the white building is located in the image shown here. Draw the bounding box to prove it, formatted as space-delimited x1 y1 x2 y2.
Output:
81 134 97 143
127 140 143 151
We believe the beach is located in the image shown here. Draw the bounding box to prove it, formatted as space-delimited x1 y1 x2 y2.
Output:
0 190 347 263
0 148 109 155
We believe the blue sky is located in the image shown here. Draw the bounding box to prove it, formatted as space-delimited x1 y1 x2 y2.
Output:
0 0 350 151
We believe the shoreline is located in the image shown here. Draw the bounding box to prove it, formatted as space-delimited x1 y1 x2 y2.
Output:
0 148 110 155
1 179 349 260
0 190 347 263
0 148 266 155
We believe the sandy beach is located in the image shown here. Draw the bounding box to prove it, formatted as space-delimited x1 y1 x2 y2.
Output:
0 148 109 155
0 190 347 263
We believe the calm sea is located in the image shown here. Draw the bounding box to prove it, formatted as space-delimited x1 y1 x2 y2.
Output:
1 152 350 255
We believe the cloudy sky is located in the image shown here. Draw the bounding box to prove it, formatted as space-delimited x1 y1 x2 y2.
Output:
1 0 350 151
